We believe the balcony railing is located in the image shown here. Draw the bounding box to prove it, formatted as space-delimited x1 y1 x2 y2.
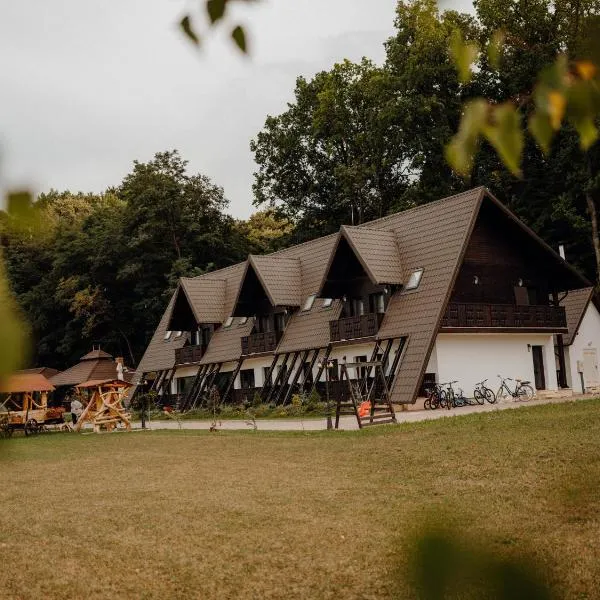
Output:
329 312 384 342
441 303 567 330
241 331 283 355
174 344 206 365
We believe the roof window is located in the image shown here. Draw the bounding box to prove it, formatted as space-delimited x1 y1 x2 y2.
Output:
302 294 317 312
223 316 234 328
175 331 183 338
240 316 249 325
164 331 173 341
405 269 424 291
322 298 333 308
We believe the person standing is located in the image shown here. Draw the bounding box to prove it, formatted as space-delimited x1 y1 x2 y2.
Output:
70 397 83 425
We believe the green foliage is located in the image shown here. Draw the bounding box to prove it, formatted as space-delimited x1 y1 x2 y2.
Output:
408 521 553 599
252 58 412 238
450 30 479 83
179 0 251 54
0 150 253 369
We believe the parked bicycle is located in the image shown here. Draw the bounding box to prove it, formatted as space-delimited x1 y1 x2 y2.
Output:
473 379 495 405
441 381 459 410
424 383 446 410
496 375 535 402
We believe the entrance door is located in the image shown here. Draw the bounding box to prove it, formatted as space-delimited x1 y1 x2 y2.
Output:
583 349 599 388
531 346 545 390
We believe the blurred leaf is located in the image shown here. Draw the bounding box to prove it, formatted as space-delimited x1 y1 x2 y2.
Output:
450 30 479 83
488 29 505 70
179 15 200 46
575 61 597 81
6 190 42 232
231 25 247 53
529 111 553 154
0 255 28 383
547 90 566 129
206 0 227 25
482 103 524 177
572 116 598 150
445 98 488 176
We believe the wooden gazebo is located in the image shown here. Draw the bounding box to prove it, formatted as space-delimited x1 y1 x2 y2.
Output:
74 379 132 433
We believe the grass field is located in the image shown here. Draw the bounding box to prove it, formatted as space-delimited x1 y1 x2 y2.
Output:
1 400 600 599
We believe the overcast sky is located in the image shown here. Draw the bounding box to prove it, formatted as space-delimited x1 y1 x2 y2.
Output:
0 0 472 219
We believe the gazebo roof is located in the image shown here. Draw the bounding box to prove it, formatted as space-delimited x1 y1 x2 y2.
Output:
0 373 55 393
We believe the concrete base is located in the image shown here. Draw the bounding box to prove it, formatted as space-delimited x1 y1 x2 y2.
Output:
536 389 574 400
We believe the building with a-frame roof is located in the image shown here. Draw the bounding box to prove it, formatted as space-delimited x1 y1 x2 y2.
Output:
134 187 592 409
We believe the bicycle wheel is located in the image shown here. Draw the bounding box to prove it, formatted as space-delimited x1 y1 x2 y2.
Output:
496 386 506 402
424 397 431 410
473 389 485 405
438 390 447 409
517 384 535 401
484 388 496 404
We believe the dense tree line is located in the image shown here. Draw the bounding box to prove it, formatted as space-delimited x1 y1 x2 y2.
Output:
0 151 290 369
251 0 600 279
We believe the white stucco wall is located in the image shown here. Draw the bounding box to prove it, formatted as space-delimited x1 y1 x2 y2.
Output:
432 333 557 397
566 303 600 392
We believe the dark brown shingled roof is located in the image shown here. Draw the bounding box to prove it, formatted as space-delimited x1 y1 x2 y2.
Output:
339 226 403 285
135 292 187 375
51 357 123 387
277 299 343 353
80 349 112 360
561 287 594 345
179 277 226 323
248 255 302 307
371 188 485 403
199 318 255 365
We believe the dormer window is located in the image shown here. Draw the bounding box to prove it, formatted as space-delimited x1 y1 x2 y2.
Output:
322 298 333 308
223 316 234 328
164 331 173 341
302 294 317 312
405 269 424 291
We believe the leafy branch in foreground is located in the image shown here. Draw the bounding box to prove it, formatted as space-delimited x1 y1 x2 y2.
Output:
0 192 34 383
179 0 254 53
447 23 600 177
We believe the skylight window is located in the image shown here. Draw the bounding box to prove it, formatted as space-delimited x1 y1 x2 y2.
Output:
322 298 333 308
223 316 234 328
175 331 183 338
164 331 173 341
240 316 249 325
302 294 317 311
405 269 424 291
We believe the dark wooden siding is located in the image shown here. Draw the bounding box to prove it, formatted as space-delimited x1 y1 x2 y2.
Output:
450 208 551 305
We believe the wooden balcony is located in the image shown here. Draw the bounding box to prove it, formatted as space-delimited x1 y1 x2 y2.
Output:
329 313 384 342
441 303 567 331
174 344 206 365
241 331 283 355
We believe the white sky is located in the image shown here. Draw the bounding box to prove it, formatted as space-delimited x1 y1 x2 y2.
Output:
0 0 473 219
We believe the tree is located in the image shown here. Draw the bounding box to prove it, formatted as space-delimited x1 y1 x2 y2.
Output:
251 59 412 238
235 209 294 254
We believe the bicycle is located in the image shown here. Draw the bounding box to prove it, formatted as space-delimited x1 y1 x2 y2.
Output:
496 375 535 402
424 383 446 410
473 379 496 405
441 381 459 410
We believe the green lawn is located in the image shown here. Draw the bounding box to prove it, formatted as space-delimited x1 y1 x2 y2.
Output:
1 400 599 599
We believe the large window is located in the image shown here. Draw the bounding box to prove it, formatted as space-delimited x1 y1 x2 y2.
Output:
177 376 196 396
239 369 256 389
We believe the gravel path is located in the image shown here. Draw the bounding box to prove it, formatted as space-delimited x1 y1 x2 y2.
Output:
134 393 594 432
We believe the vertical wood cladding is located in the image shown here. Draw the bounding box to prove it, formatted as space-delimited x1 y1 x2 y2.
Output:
450 207 551 305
